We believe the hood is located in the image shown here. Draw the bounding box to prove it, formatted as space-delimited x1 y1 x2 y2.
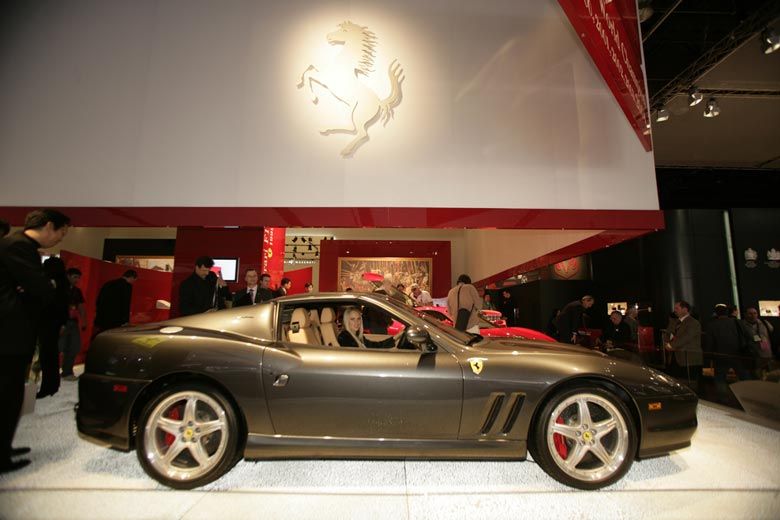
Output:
473 337 606 357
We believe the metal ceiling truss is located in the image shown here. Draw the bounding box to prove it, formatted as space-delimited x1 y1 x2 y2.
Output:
649 7 780 111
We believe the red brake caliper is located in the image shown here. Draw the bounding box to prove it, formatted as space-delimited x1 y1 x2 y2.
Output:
553 416 569 458
164 404 181 447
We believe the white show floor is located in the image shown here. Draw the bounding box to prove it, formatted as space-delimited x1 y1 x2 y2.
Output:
1 369 779 520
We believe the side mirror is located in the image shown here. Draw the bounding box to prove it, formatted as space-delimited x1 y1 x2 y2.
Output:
406 326 436 353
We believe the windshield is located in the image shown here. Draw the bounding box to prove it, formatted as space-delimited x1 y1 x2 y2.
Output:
421 308 495 331
367 294 476 343
477 315 496 329
417 312 477 343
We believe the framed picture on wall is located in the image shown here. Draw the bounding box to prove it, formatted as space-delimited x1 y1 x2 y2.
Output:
338 257 432 293
115 255 175 272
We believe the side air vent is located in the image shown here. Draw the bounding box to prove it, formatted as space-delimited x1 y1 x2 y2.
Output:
480 393 505 434
501 393 526 434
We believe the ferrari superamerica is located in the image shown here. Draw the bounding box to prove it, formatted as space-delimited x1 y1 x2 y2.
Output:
77 292 697 490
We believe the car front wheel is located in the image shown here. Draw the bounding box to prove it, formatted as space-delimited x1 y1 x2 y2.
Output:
136 383 239 489
533 386 637 490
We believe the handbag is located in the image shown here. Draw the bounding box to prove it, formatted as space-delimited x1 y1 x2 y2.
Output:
454 286 472 331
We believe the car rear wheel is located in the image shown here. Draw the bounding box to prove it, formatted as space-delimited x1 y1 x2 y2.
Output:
136 383 239 489
532 386 636 490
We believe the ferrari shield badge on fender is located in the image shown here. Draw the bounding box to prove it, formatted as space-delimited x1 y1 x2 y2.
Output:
468 357 487 375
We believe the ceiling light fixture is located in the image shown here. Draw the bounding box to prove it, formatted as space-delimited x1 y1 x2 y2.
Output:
292 236 298 243
703 98 720 118
761 27 780 55
638 0 654 23
655 108 670 122
688 87 703 106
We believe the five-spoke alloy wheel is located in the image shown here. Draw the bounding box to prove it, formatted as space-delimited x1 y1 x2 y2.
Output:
137 384 239 489
533 386 636 490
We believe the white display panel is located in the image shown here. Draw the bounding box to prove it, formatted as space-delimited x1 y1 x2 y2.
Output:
212 258 239 283
0 0 657 211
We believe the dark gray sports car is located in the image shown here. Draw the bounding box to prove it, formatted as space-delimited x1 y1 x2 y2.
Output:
77 292 697 490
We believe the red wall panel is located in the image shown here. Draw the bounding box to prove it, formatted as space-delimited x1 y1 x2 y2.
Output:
60 251 172 363
283 266 313 295
319 240 451 298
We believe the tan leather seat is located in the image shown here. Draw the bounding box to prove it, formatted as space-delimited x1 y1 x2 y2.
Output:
288 308 319 345
319 307 340 347
309 309 324 344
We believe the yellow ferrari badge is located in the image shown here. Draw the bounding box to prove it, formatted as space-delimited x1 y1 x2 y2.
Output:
468 357 487 375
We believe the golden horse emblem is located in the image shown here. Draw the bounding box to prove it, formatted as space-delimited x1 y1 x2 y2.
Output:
297 21 405 157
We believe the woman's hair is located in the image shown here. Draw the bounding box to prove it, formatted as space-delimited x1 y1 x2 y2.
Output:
343 306 365 347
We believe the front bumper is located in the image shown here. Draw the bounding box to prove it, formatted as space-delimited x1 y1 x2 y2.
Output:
636 392 698 458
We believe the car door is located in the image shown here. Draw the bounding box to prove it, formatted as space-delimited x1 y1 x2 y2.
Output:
262 310 462 440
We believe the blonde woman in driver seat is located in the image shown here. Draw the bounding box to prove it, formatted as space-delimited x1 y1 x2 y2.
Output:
339 307 401 349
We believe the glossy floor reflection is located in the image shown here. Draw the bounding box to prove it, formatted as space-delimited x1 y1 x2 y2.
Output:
1 369 778 520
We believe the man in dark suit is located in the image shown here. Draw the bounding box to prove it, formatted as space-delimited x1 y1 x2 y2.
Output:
257 273 275 303
232 268 260 307
178 256 229 316
0 209 70 473
94 270 137 334
274 277 292 298
705 304 747 402
665 300 702 387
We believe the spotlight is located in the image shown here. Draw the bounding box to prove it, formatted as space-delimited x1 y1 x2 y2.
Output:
655 108 670 122
293 246 298 253
638 0 654 23
762 27 780 55
292 237 298 243
703 98 720 118
307 237 313 243
308 244 313 251
688 88 703 106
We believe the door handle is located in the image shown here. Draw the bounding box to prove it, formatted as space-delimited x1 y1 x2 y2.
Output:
273 374 289 387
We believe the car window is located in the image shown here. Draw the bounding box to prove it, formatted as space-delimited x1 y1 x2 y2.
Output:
276 299 421 350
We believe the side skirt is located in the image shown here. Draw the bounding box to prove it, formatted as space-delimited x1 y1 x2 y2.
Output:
244 434 527 460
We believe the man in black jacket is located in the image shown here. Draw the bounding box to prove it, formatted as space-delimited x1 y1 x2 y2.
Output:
178 256 229 316
94 270 137 334
705 304 747 402
556 295 595 344
0 209 70 473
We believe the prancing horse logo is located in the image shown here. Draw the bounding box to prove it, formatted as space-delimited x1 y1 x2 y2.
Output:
469 357 487 375
297 21 405 157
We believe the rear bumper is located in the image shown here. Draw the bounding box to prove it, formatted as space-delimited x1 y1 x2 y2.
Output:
76 373 150 451
636 392 698 458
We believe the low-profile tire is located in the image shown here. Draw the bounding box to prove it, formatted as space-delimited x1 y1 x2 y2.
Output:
532 386 637 490
136 383 239 489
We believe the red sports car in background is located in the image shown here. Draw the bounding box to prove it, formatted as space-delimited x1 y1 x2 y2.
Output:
363 273 555 342
396 306 556 342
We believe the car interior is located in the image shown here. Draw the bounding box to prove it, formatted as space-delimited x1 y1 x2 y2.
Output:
279 301 416 350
